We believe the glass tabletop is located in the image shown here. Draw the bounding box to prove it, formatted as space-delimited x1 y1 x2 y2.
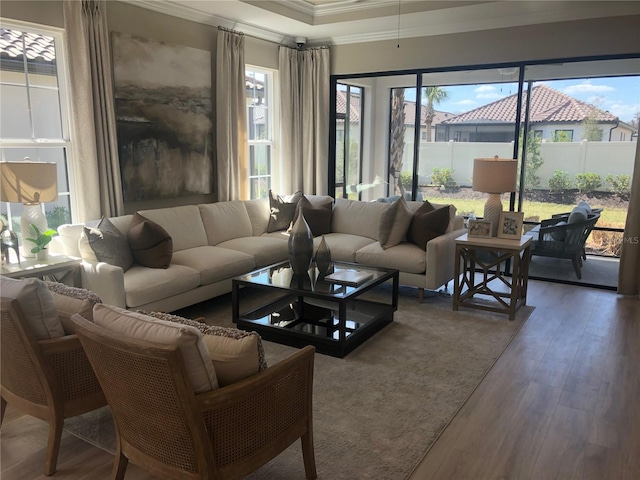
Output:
234 260 396 298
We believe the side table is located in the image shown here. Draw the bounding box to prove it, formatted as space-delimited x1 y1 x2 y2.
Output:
453 233 533 320
1 254 82 287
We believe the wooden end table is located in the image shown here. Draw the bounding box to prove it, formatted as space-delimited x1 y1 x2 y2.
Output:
1 254 82 287
453 233 532 320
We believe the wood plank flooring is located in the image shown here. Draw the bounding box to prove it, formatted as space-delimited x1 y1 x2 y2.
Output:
2 280 638 480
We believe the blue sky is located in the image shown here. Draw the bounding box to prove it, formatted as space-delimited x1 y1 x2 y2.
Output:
431 76 640 123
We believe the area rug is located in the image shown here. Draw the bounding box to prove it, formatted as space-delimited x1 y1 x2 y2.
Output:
63 286 533 479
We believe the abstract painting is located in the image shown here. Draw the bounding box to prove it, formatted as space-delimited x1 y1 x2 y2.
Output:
112 32 213 201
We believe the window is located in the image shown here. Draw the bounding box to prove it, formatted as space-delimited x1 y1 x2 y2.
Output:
246 67 274 199
553 129 574 142
334 83 364 199
0 23 73 233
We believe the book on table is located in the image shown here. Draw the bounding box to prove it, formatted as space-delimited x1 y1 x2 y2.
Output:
324 269 373 286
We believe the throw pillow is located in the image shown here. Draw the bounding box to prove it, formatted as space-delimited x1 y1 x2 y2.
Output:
140 311 267 387
407 205 451 250
92 304 218 393
127 212 173 269
293 196 333 237
568 206 589 224
377 196 413 249
46 282 102 334
84 217 133 271
267 190 303 233
1 276 64 339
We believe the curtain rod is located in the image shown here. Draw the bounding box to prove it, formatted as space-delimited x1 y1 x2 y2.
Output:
217 25 330 50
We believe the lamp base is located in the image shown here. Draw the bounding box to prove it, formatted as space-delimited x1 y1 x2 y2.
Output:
483 194 503 237
20 204 47 258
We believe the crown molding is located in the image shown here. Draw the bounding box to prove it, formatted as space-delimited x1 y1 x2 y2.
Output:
280 0 396 18
119 0 288 44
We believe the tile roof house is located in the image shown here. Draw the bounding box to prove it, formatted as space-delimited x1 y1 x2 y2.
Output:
438 84 635 143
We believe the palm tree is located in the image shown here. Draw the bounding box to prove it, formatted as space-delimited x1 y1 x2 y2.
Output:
389 89 406 196
423 86 449 142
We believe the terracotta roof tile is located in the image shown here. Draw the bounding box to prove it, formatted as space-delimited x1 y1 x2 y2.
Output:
442 84 618 125
0 28 56 63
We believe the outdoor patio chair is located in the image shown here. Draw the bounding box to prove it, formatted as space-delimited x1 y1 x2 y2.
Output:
530 212 600 279
71 313 317 480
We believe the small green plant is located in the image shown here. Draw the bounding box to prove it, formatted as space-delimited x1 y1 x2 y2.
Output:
548 170 572 193
575 172 602 193
400 171 413 190
431 167 457 190
605 174 631 197
26 224 57 254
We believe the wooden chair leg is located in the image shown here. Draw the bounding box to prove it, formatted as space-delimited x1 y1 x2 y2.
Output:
113 450 129 480
1 396 7 426
44 416 64 476
301 430 317 479
417 288 424 303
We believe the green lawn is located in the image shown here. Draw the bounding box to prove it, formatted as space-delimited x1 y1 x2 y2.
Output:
424 196 627 228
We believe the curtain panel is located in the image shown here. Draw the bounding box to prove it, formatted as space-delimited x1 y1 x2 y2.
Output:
618 139 640 297
279 46 330 195
216 28 247 201
63 0 123 221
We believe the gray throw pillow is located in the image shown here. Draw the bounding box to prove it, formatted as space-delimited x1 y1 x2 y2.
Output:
267 190 303 232
378 197 413 249
84 217 133 271
568 206 588 224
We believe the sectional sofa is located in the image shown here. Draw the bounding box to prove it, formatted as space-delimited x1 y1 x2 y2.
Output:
52 196 465 312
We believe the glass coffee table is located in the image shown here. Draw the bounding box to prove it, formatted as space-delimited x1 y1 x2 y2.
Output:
232 261 399 358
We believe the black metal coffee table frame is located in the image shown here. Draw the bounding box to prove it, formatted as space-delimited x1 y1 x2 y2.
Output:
232 261 399 358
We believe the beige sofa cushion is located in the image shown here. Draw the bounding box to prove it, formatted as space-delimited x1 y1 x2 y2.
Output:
199 201 253 245
93 304 218 393
355 242 426 274
1 277 64 339
123 264 201 308
332 198 389 241
171 246 256 285
244 198 270 236
217 237 288 267
139 205 208 252
140 311 268 387
316 233 376 263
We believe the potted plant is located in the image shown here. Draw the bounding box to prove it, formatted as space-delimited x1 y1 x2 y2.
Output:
26 224 57 261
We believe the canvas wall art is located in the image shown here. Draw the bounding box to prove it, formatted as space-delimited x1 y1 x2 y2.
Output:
112 32 213 201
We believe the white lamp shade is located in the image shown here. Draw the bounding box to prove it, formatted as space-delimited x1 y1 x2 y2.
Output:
472 158 518 194
0 161 58 204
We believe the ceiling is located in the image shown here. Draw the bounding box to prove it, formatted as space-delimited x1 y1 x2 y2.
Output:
122 0 640 46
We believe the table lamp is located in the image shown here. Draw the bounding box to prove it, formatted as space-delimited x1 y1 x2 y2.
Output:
0 160 58 257
472 156 518 237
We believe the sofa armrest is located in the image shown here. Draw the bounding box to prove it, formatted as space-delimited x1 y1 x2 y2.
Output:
424 228 466 290
80 260 127 308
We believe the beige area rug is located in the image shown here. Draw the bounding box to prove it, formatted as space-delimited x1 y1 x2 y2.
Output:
63 285 533 479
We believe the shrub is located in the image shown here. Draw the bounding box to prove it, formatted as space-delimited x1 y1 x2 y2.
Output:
431 167 457 190
575 172 602 193
605 174 631 197
400 171 413 190
548 170 572 193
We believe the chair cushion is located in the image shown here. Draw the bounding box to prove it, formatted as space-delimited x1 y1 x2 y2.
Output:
568 206 589 224
1 276 64 339
267 190 303 232
407 204 451 250
140 311 267 387
84 217 134 271
127 212 173 269
293 196 333 237
551 221 568 241
378 196 413 249
92 304 218 393
45 282 102 335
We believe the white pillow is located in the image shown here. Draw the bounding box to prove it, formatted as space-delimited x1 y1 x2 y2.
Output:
1 276 65 339
92 304 219 393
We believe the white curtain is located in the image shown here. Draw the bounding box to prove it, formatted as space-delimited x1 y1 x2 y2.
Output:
216 28 247 201
618 139 640 297
279 46 330 195
63 0 123 221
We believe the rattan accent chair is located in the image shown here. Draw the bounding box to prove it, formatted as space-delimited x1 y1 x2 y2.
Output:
71 314 317 480
0 297 106 476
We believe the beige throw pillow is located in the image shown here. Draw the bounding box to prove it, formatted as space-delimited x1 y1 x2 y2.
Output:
92 304 219 393
377 196 413 249
46 282 102 334
140 311 267 387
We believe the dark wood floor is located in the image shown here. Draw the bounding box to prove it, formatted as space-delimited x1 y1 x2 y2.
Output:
2 280 638 479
